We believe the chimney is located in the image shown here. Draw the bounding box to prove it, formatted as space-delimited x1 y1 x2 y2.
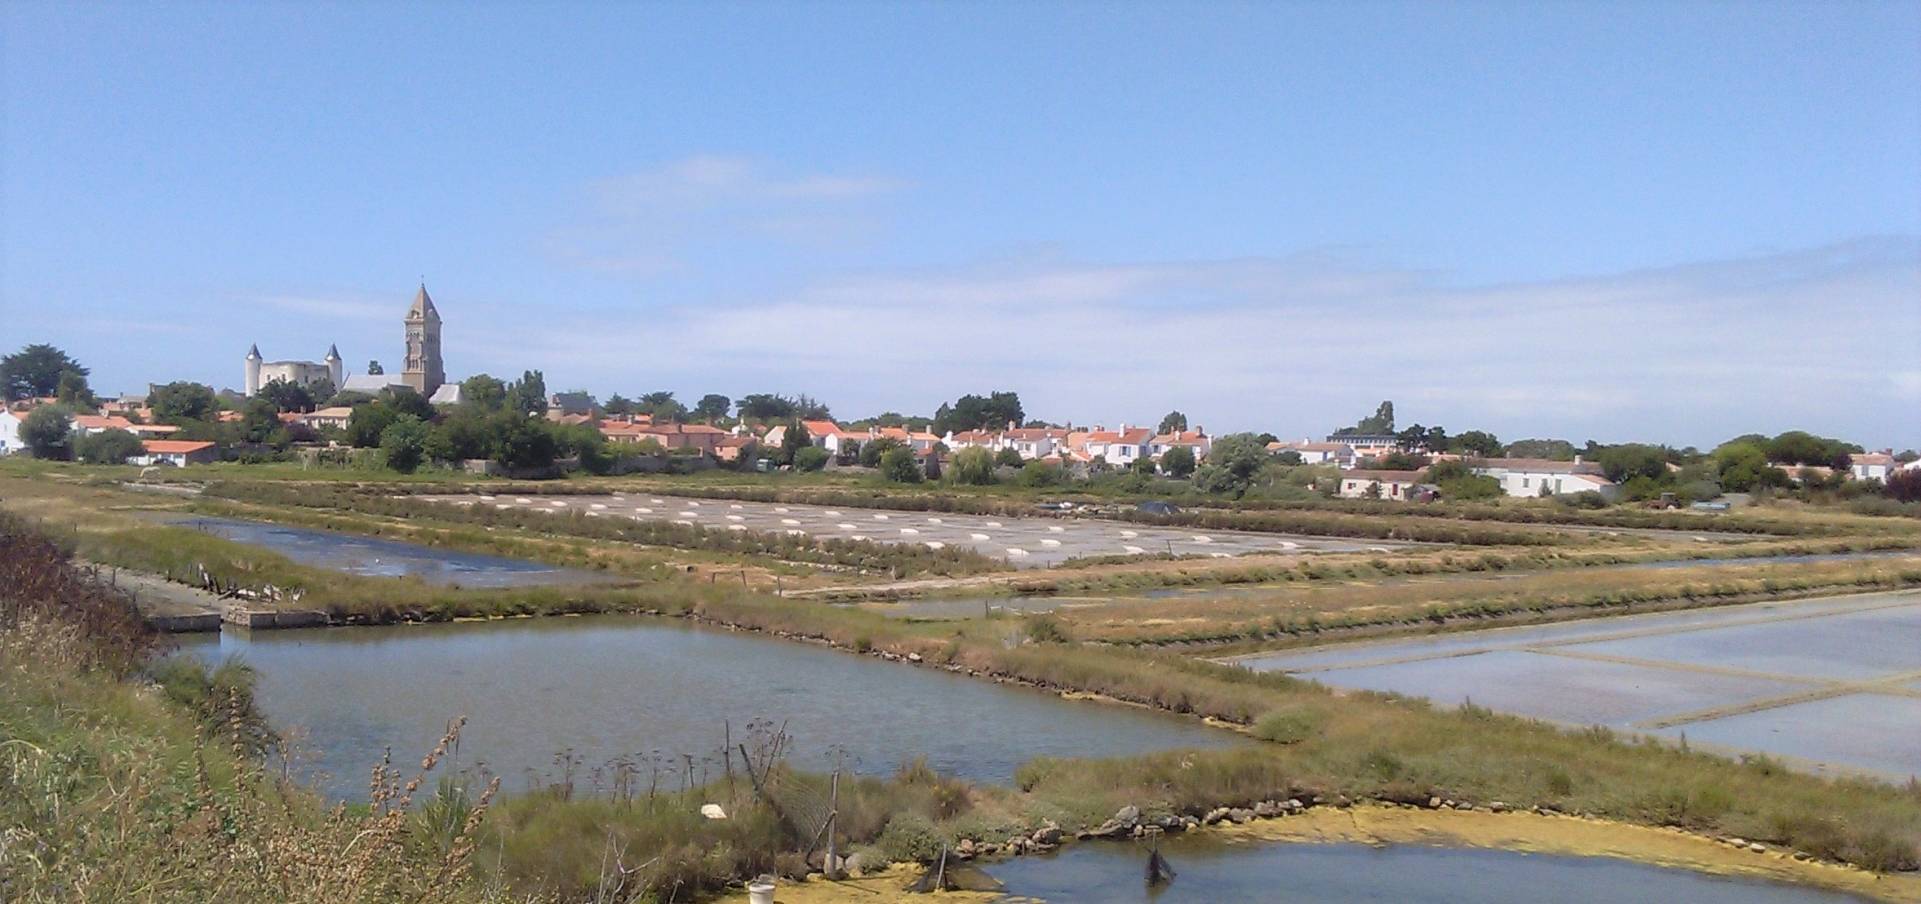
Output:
1007 419 1016 431
1574 455 1584 465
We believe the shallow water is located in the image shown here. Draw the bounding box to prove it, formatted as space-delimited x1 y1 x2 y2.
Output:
983 836 1870 902
168 516 618 588
177 615 1238 800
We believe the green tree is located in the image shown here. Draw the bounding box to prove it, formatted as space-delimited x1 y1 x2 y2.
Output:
1595 444 1670 483
257 379 315 414
737 393 796 421
492 413 558 469
2 344 88 400
1337 400 1394 435
694 393 732 422
238 398 283 445
148 382 219 425
1193 433 1268 495
879 447 922 483
1450 430 1503 458
306 376 337 406
21 405 74 458
556 422 611 474
346 404 397 448
1272 449 1305 466
511 370 547 416
459 374 508 412
55 369 96 410
1713 440 1787 492
931 391 1023 434
379 386 435 421
379 415 430 473
1017 460 1064 487
602 393 634 417
779 420 812 466
994 446 1024 469
75 427 143 465
1161 445 1197 478
1157 410 1188 434
366 360 384 375
1764 431 1858 469
950 446 996 485
1503 438 1576 460
859 436 904 468
794 445 830 472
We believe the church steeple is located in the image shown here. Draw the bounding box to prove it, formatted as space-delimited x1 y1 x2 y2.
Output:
408 282 440 322
400 282 446 397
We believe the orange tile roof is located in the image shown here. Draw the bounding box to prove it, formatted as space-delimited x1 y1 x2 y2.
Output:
141 440 216 454
801 419 842 437
73 415 135 431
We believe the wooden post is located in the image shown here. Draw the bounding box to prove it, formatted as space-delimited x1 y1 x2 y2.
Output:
824 767 841 879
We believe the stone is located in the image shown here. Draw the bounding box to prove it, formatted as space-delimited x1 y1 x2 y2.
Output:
700 803 727 820
907 652 923 663
1748 843 1767 854
1203 807 1231 825
1253 801 1281 818
1114 805 1141 827
1228 808 1255 824
1033 825 1062 845
1427 797 1443 809
1728 838 1747 848
1284 798 1304 812
1489 801 1509 813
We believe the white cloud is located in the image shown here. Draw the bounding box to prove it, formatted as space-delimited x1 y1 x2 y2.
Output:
494 237 1921 448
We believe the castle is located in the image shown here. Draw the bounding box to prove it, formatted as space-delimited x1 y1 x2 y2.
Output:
244 343 342 397
247 283 454 403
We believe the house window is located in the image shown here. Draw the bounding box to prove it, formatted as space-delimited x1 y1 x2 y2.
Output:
1522 477 1531 488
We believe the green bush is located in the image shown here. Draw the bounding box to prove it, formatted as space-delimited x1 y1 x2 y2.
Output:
1251 707 1324 744
879 447 922 483
793 446 830 472
950 447 996 485
877 812 944 863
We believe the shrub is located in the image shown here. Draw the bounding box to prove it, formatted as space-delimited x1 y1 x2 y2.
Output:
75 427 144 465
950 447 996 485
1161 446 1197 478
1016 460 1064 488
1251 707 1324 744
793 446 830 472
994 447 1024 468
879 447 922 483
877 812 944 863
1024 614 1070 643
379 414 430 473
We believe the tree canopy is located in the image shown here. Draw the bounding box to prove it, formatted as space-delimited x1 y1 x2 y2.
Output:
1334 400 1394 436
21 405 74 458
1160 445 1197 478
257 379 315 414
878 446 922 483
2 344 88 401
931 391 1024 435
950 447 996 485
75 428 143 465
148 382 219 425
1157 411 1188 434
694 394 732 423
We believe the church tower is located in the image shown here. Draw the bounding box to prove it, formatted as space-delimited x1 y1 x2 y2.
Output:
400 283 445 396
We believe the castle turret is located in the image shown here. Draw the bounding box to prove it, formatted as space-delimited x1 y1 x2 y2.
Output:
324 343 343 387
245 344 263 396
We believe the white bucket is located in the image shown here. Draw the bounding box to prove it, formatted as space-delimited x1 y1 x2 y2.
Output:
747 878 776 904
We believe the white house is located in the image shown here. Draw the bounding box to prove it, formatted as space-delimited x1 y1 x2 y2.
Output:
1336 470 1436 501
1850 452 1897 482
130 440 218 467
1082 426 1153 465
0 410 22 455
1268 440 1354 467
1149 429 1211 462
1468 457 1619 499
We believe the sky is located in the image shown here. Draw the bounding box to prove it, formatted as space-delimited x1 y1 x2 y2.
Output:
3 1 1918 449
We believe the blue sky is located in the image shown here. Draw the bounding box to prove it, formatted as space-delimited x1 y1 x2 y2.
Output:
4 1 1918 448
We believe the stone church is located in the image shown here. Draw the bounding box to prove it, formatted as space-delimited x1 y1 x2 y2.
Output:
340 284 458 404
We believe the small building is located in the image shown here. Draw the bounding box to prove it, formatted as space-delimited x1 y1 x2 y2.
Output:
546 391 596 418
1337 469 1436 501
0 410 21 455
132 439 218 467
1467 457 1617 499
70 414 137 436
1267 440 1355 467
1850 452 1897 482
1149 429 1211 462
298 406 355 431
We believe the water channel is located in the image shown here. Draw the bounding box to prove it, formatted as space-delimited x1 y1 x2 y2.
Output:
177 615 1239 801
981 836 1874 902
166 515 620 588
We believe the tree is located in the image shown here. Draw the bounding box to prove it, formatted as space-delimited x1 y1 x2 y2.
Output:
1017 460 1064 487
1129 455 1157 476
1161 445 1197 478
55 369 95 410
779 420 811 466
306 376 337 407
2 344 88 400
257 379 315 414
378 386 435 421
380 415 430 473
1272 449 1304 466
238 398 283 445
1193 433 1268 496
75 428 143 465
460 375 508 412
602 393 634 417
1377 450 1429 471
951 447 996 485
1450 430 1503 458
694 393 732 423
21 406 74 458
794 446 830 472
1395 424 1427 451
366 360 384 375
149 382 219 425
1713 440 1787 492
994 447 1024 469
1764 431 1858 469
859 437 903 468
1595 444 1670 483
931 391 1023 434
793 394 832 420
493 413 558 469
879 447 922 483
737 393 796 421
511 370 547 416
1157 411 1188 434
1886 470 1921 503
555 422 611 474
1336 401 1394 435
1503 438 1576 461
346 404 397 448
